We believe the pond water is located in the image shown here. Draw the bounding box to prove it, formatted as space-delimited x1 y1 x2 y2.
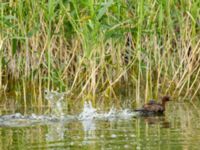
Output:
0 92 200 150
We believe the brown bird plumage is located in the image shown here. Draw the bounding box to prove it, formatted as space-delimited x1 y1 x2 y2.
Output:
135 96 170 116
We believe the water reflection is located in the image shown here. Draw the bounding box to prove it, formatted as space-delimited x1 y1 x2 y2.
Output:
81 119 96 145
0 99 200 149
45 122 66 142
142 116 171 128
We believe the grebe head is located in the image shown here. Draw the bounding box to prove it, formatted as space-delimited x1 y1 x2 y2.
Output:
162 96 170 102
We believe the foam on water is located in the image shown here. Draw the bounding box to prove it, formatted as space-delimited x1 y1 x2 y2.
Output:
0 113 76 126
78 101 137 120
0 90 138 127
78 101 97 120
0 104 137 127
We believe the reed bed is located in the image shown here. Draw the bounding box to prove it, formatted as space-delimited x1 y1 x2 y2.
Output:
0 0 200 106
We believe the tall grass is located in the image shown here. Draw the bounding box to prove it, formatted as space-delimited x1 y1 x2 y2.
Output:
0 0 200 106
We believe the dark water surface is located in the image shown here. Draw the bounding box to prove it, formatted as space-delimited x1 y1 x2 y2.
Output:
0 97 200 150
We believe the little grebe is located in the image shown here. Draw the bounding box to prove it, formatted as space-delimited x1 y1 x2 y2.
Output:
135 96 170 116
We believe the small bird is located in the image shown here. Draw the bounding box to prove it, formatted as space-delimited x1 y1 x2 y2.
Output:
134 96 171 116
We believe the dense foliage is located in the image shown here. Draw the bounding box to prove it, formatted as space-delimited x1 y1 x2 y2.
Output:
1 0 200 104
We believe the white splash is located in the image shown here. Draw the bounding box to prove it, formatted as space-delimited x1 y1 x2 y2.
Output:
78 101 138 120
104 106 117 118
44 89 66 118
118 109 137 118
44 90 138 121
0 97 138 127
78 101 97 120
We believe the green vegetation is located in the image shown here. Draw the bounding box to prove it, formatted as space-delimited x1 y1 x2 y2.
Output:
0 0 200 105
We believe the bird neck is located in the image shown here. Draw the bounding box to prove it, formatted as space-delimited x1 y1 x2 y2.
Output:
161 100 167 110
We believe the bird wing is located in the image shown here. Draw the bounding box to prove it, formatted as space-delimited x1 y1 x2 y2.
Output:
143 104 164 112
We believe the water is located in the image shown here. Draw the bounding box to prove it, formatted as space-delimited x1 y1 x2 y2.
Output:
0 91 200 149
